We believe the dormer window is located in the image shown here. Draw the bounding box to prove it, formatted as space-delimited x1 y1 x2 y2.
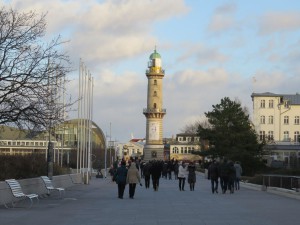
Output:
284 101 289 108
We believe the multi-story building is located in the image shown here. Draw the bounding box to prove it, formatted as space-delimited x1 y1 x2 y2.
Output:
251 92 300 167
0 119 106 168
169 133 202 162
117 139 145 161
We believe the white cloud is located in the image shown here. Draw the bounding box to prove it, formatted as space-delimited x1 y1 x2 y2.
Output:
3 0 300 142
207 2 238 34
177 44 230 66
259 11 300 35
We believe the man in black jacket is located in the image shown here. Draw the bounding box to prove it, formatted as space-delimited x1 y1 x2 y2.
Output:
208 160 219 194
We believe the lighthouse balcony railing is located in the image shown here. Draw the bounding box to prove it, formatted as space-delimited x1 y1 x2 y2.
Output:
143 108 166 113
146 68 165 74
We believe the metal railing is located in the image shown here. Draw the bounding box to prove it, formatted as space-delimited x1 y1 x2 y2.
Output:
143 108 166 113
262 174 300 192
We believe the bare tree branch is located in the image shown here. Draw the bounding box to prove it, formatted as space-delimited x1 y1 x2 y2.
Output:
0 7 73 131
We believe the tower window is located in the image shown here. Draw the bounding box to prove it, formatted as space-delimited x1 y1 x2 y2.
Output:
154 80 157 85
154 91 157 96
153 103 156 108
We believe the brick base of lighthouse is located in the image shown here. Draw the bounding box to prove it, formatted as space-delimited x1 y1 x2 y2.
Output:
143 145 164 161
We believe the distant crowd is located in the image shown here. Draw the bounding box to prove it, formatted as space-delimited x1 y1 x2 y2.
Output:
108 157 242 199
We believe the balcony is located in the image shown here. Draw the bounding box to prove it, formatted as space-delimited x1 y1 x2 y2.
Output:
143 108 166 114
146 68 165 74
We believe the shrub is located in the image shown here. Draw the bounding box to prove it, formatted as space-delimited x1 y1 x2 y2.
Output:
0 154 70 181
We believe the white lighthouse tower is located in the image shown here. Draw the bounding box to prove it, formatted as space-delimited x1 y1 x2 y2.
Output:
143 48 166 161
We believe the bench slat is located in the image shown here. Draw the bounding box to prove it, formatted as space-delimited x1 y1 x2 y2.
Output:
5 179 39 208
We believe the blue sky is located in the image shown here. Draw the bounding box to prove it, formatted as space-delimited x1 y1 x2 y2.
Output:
2 0 300 142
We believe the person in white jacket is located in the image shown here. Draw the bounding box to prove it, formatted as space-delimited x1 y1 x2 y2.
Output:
178 161 187 191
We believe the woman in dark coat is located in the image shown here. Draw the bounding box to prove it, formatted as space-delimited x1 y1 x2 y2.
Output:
187 161 196 191
150 161 162 191
115 160 128 199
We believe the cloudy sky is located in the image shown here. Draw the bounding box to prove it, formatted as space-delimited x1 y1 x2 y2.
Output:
3 0 300 143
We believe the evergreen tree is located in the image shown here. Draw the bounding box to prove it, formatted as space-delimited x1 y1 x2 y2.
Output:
197 97 265 175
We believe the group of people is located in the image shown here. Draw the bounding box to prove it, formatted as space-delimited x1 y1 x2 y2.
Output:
208 159 243 194
112 158 243 199
112 158 197 199
113 160 142 199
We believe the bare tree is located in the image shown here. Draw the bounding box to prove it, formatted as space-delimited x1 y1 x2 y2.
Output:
0 7 72 132
181 117 211 134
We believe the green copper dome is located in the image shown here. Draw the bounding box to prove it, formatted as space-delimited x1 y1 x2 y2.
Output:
149 49 161 59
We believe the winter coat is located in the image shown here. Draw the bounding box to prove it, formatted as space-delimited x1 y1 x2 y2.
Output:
219 161 230 178
234 163 243 179
126 162 141 184
187 164 196 183
228 162 236 180
178 164 187 178
208 162 219 180
150 161 162 179
116 165 128 185
143 163 151 177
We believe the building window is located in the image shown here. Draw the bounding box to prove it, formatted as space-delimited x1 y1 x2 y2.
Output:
154 80 157 85
260 100 265 108
153 103 156 108
268 116 273 124
269 100 274 108
172 147 178 154
260 116 265 124
153 91 157 96
284 116 289 125
284 101 289 108
268 131 274 141
295 116 300 125
259 131 265 141
283 131 289 141
294 131 300 142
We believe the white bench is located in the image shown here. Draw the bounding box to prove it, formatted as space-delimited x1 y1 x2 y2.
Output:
41 176 65 198
5 179 39 208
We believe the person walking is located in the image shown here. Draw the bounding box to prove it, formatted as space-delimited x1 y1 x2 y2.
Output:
234 161 243 190
126 162 142 199
143 162 152 188
228 161 236 194
167 160 173 180
174 160 179 180
178 161 187 191
150 160 162 191
115 160 128 199
219 158 230 194
208 160 219 194
187 161 196 191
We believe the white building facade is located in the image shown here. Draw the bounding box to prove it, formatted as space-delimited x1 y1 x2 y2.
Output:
251 92 300 167
169 133 202 162
117 139 145 161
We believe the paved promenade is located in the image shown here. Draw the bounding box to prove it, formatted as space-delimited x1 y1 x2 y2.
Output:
1 173 299 225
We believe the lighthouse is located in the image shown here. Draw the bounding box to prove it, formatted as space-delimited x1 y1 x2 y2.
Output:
143 48 166 161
